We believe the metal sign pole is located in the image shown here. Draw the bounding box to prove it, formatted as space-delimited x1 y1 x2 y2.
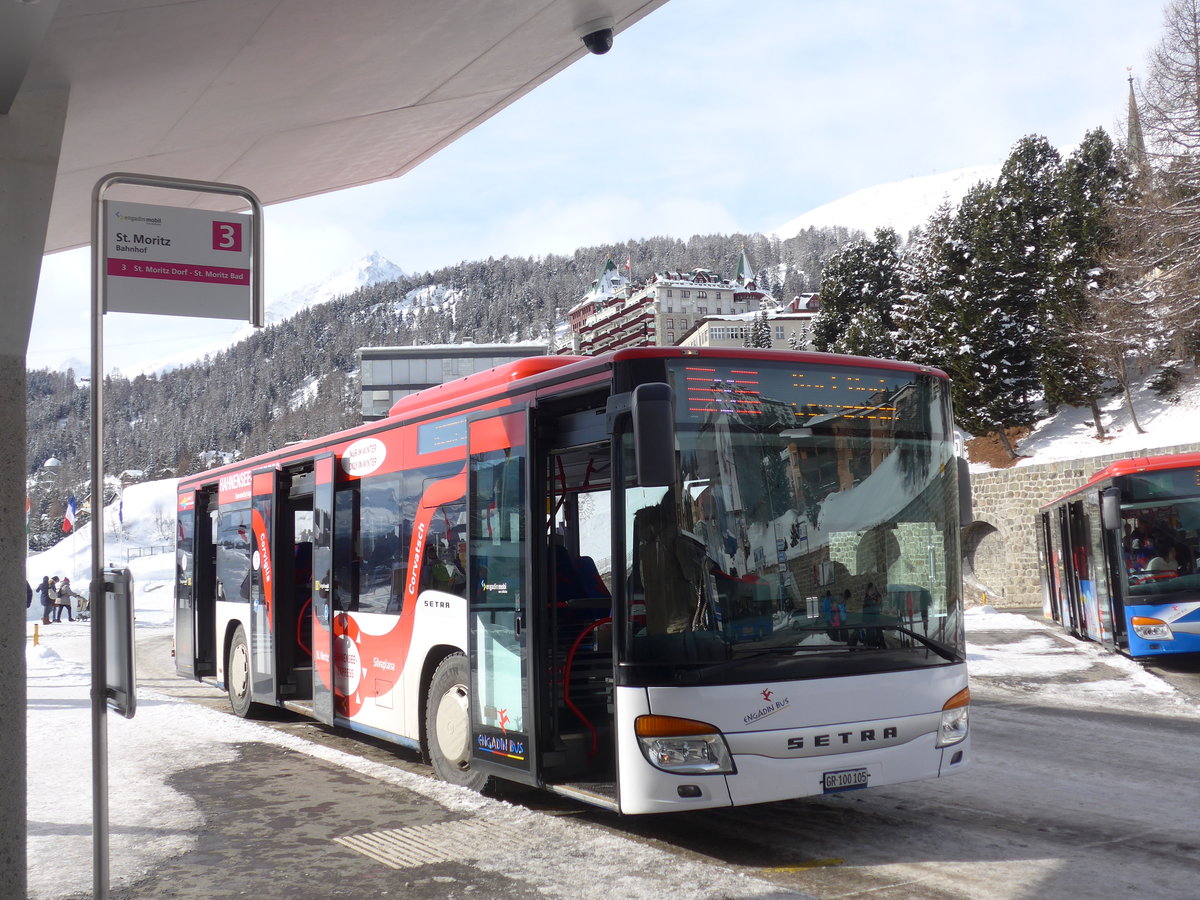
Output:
89 181 110 900
88 172 263 898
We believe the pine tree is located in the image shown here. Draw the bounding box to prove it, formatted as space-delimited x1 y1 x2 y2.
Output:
750 310 773 348
893 200 967 375
941 179 1040 459
1050 128 1130 437
811 228 901 358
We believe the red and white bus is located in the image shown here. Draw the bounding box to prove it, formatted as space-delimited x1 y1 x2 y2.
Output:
175 347 970 813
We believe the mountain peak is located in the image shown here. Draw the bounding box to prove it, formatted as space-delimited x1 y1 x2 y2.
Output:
265 253 405 325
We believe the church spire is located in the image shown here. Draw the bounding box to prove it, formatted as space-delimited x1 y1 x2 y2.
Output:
1127 69 1147 173
734 244 755 287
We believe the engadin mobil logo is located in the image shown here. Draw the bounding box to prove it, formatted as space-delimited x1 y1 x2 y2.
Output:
113 210 163 226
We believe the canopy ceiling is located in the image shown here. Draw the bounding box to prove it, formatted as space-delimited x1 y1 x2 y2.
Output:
2 0 669 253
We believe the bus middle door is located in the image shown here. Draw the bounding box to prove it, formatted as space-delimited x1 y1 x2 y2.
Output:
466 407 541 786
250 469 280 704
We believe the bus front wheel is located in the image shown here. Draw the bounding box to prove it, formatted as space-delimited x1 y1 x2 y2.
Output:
426 653 488 791
227 625 265 718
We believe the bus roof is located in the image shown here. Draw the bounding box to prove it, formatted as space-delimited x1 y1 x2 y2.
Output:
1040 450 1200 509
385 346 947 421
385 355 585 418
178 346 949 491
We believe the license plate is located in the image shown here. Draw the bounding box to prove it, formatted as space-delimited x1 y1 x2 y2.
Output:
822 767 869 793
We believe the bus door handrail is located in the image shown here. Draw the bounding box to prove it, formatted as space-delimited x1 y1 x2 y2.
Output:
563 616 612 758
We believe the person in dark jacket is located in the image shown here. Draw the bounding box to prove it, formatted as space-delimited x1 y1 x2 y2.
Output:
26 581 33 609
36 576 56 625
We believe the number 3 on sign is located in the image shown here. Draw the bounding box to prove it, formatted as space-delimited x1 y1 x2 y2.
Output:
212 221 243 252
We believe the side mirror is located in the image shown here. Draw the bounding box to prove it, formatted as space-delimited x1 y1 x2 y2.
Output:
1100 487 1121 532
632 383 676 487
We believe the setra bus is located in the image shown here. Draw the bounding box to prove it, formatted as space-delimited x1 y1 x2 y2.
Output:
1037 451 1200 658
174 347 971 813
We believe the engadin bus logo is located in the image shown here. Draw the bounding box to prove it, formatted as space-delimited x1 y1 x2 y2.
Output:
342 437 386 477
743 687 791 725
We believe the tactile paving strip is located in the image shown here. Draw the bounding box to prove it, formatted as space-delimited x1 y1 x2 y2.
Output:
334 818 505 870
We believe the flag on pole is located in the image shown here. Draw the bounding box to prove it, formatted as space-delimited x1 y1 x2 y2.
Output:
624 255 631 272
118 494 124 525
62 494 77 533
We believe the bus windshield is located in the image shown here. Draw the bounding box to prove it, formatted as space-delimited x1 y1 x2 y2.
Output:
623 358 964 680
1120 498 1200 599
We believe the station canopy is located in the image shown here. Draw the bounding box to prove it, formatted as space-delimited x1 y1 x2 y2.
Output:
2 0 669 254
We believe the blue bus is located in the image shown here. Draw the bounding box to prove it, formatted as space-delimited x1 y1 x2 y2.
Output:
1037 452 1200 658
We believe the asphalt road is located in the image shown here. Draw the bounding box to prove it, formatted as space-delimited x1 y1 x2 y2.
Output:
116 625 1200 900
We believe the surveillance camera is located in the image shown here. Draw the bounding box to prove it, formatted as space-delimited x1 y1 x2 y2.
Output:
577 16 615 55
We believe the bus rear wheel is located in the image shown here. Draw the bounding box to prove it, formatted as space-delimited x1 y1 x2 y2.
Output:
426 653 488 791
227 625 265 718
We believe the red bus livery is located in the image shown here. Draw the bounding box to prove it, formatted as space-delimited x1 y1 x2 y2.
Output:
175 347 970 813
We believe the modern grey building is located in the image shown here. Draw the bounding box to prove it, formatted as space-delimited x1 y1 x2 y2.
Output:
359 343 549 420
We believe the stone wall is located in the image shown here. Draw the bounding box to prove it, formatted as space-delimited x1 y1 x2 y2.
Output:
965 441 1200 608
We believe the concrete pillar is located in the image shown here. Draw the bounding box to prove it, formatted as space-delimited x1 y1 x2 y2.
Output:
0 82 69 898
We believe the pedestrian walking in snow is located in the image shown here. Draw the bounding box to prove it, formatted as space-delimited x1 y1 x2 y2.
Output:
53 577 82 622
36 576 56 625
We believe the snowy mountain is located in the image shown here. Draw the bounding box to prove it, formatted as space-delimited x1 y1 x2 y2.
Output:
265 251 405 325
771 165 1002 239
132 252 405 375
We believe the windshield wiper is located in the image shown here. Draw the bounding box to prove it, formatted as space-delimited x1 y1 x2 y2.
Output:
879 624 959 662
673 642 853 683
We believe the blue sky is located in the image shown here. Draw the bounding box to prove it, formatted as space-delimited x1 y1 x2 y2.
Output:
28 0 1166 374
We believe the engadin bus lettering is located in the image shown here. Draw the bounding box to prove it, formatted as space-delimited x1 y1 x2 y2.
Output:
174 349 970 815
477 733 526 760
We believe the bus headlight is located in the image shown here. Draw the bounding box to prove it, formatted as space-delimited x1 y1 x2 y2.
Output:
937 687 970 747
635 715 734 774
1131 617 1174 640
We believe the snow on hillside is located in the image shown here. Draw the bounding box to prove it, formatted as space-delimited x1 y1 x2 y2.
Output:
979 367 1200 471
265 250 405 325
771 165 1002 239
399 282 461 314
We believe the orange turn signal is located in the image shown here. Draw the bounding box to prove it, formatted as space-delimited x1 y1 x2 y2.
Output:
942 687 971 711
635 715 720 738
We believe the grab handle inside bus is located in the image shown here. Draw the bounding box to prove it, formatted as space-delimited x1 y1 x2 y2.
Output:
1100 487 1121 531
632 382 676 487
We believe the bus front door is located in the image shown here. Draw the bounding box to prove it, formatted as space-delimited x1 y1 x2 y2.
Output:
466 408 540 786
310 454 336 725
176 489 216 679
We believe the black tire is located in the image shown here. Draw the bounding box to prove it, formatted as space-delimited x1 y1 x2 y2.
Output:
227 625 265 718
425 653 488 791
